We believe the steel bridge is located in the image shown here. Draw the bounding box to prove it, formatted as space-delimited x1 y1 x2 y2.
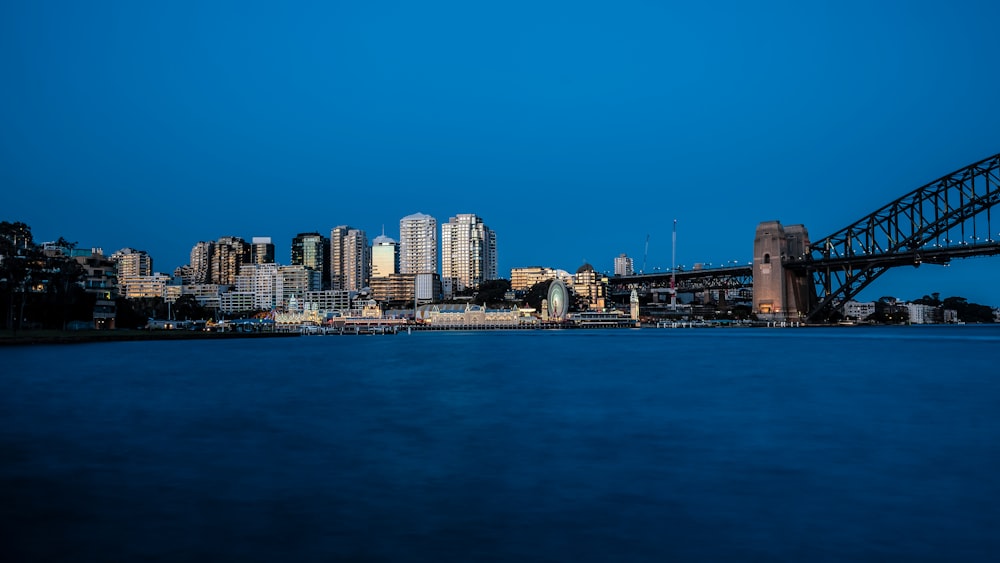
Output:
792 151 1000 321
608 151 1000 322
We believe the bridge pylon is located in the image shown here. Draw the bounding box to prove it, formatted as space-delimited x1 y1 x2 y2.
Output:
753 221 816 321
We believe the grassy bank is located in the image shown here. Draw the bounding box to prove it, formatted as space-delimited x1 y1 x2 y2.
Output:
0 329 300 346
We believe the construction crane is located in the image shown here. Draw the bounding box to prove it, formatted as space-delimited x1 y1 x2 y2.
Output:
642 234 649 274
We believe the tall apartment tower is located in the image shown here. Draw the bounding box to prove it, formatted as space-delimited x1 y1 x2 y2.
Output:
110 248 153 295
189 241 214 283
441 213 497 292
212 236 251 286
614 253 634 276
251 237 275 264
291 232 330 290
330 226 370 291
399 212 437 274
371 232 399 279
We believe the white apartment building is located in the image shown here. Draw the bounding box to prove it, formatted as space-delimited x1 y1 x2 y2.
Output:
233 263 282 311
841 300 876 321
614 253 634 276
111 248 153 295
905 303 941 324
122 273 172 300
219 292 255 314
441 213 497 292
399 212 437 275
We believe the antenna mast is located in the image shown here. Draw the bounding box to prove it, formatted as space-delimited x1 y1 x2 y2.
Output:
671 220 677 310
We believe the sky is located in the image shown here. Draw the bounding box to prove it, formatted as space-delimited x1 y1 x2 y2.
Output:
2 0 999 304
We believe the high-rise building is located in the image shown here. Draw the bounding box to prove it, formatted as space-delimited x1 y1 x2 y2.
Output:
399 212 437 275
251 237 275 264
614 253 634 276
189 241 214 284
291 232 330 289
371 233 399 279
330 226 370 291
111 248 153 296
441 213 497 292
212 236 250 286
279 264 322 310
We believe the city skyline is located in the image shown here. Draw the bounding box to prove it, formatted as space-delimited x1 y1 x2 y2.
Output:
3 2 1000 304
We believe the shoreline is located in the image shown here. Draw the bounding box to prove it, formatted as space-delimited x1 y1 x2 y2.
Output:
0 329 300 346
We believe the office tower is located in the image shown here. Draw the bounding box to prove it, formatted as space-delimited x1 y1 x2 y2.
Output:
371 233 399 279
291 232 330 289
212 236 251 286
399 212 437 275
251 237 275 264
441 213 497 292
189 241 214 283
614 253 634 276
111 248 153 296
330 226 370 291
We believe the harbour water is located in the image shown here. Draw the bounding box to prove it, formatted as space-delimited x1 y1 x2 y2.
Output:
2 326 1000 561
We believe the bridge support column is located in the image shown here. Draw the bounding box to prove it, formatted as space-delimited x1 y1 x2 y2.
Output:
753 221 814 321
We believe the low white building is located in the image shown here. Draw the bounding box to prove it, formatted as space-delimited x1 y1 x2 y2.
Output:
122 274 173 300
219 291 255 314
905 303 940 324
841 300 875 321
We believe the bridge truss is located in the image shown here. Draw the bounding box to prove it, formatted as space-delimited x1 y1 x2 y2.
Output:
609 265 753 299
787 152 1000 322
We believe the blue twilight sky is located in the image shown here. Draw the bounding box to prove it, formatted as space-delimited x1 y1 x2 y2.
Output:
2 1 999 303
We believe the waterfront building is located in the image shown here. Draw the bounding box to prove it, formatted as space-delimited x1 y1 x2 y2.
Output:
251 237 275 264
291 232 330 290
111 248 153 296
189 241 214 284
212 236 251 286
371 233 399 279
614 253 634 276
905 302 942 324
440 213 497 292
841 300 876 321
330 226 369 291
399 212 437 275
423 303 521 328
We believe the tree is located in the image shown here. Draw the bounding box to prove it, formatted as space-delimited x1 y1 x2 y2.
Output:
943 296 995 323
472 279 511 307
172 294 207 321
1 221 35 331
522 281 551 310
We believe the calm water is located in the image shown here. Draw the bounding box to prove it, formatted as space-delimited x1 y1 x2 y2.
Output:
2 326 1000 561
